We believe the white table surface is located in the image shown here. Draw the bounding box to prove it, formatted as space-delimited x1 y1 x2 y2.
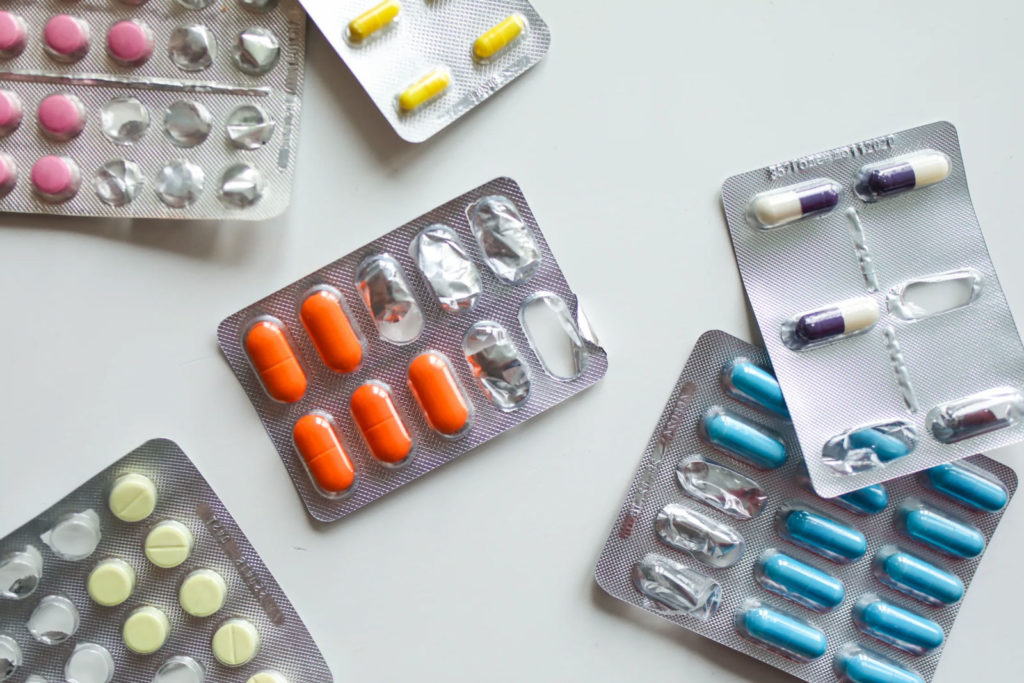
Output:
2 1 1023 681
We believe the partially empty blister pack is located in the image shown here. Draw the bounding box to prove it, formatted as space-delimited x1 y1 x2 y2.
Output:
0 439 331 683
721 121 1024 498
594 330 1016 683
217 177 608 522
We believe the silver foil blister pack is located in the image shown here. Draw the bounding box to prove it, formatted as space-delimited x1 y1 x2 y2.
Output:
0 439 332 682
594 330 1016 683
217 177 608 522
721 121 1024 498
300 0 550 142
0 0 306 219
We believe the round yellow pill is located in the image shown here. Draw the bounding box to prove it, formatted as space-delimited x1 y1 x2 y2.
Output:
211 618 260 667
108 473 157 522
179 569 227 618
248 671 288 683
144 520 194 569
123 605 170 654
87 558 136 607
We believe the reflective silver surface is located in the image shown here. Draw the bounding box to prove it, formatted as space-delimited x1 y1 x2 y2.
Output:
155 160 204 208
168 25 216 72
26 595 79 645
174 0 217 12
225 104 275 150
238 0 279 12
0 547 41 600
655 503 744 568
0 635 20 680
468 195 540 283
218 163 264 208
93 160 144 207
100 96 149 145
519 293 588 379
677 455 766 520
412 225 481 312
163 100 211 148
233 27 280 75
630 553 721 620
354 255 424 344
463 322 530 410
822 423 917 476
927 387 1024 444
152 656 204 683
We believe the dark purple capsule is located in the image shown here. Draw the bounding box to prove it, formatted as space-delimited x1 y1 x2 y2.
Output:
791 298 879 346
797 184 840 215
795 308 844 342
866 162 916 197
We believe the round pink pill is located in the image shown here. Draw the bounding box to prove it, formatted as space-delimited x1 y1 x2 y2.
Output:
38 93 86 141
0 11 28 58
107 20 154 66
44 14 90 63
0 89 23 137
0 153 17 197
32 155 81 203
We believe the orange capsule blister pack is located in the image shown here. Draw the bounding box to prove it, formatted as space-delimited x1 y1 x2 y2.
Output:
217 177 609 521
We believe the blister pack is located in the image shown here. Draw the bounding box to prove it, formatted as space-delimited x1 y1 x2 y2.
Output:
0 0 306 220
217 176 608 522
594 330 1016 683
0 439 331 683
299 0 550 142
721 121 1024 498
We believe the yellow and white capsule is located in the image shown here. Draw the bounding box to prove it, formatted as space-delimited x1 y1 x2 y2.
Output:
473 14 526 61
398 67 451 112
347 0 400 43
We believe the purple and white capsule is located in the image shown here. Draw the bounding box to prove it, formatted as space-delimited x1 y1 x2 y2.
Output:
785 297 879 349
748 179 841 229
856 151 950 201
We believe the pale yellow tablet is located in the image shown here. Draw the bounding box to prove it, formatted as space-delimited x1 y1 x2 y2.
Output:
108 473 157 522
87 558 135 607
123 605 170 654
144 520 193 569
248 671 288 683
211 618 260 667
179 568 227 618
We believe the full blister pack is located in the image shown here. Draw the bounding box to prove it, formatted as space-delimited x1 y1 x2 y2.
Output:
595 330 1016 683
217 177 608 522
721 121 1024 498
299 0 550 142
0 0 306 219
0 439 331 683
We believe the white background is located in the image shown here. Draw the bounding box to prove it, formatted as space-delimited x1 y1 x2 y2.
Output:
2 1 1023 681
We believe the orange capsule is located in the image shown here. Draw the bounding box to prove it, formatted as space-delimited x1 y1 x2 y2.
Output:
293 413 357 494
300 288 363 373
244 320 306 403
408 353 470 435
350 383 413 464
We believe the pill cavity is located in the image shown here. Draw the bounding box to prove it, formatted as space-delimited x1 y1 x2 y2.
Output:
397 67 450 112
101 96 150 145
27 594 80 644
631 553 721 620
701 407 787 470
108 472 157 522
179 568 227 617
735 599 827 662
293 412 357 496
721 359 789 418
412 225 482 312
754 549 845 612
777 503 866 563
234 26 280 75
469 195 540 283
107 20 154 66
408 353 471 436
144 520 194 568
164 100 212 147
833 643 924 683
887 268 982 321
783 297 879 350
0 12 27 58
0 635 21 681
244 318 306 403
123 605 170 654
41 510 101 561
926 387 1024 444
155 159 204 208
853 594 944 654
247 671 288 683
873 545 963 606
355 254 424 344
169 24 216 72
212 618 260 667
463 321 531 410
300 287 363 373
95 159 145 207
655 503 744 568
676 454 766 520
153 656 205 683
87 558 136 607
0 154 15 198
347 0 400 42
38 93 86 141
856 150 951 201
218 163 265 208
64 642 114 683
822 422 916 475
747 179 841 229
833 484 889 516
520 293 589 379
922 461 1008 512
32 155 81 203
44 15 90 63
0 546 42 600
898 500 984 558
226 104 275 149
239 0 280 13
0 90 23 137
351 382 413 465
473 14 526 61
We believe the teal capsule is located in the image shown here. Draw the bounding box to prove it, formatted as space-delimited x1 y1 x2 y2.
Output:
755 550 845 612
848 427 910 462
900 503 985 558
779 507 867 563
924 462 1008 512
873 546 963 606
703 409 787 469
723 360 790 418
834 644 924 683
853 595 944 654
835 484 889 516
736 602 827 662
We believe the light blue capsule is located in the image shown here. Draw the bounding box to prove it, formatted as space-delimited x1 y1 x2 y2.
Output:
702 408 787 470
778 505 867 563
924 462 1008 512
735 600 828 662
848 427 910 462
834 643 924 683
755 550 845 612
835 484 889 516
873 545 963 606
899 502 985 558
853 595 944 655
722 360 790 418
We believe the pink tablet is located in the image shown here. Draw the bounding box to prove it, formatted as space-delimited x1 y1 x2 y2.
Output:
0 11 27 58
107 20 154 66
0 89 22 137
38 93 86 141
31 155 80 203
43 14 89 63
0 153 17 197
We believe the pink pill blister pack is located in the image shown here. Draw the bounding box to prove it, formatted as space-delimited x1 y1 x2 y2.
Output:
0 0 306 220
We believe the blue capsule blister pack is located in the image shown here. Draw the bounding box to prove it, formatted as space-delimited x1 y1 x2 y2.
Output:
721 121 1024 499
594 330 1016 683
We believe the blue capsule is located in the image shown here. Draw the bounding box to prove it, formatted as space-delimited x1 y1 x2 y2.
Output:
847 427 910 462
834 643 925 683
702 408 787 470
735 600 828 662
923 462 1008 512
722 360 790 418
853 595 944 655
873 545 963 606
835 484 889 516
778 505 867 563
754 550 845 612
898 501 985 558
